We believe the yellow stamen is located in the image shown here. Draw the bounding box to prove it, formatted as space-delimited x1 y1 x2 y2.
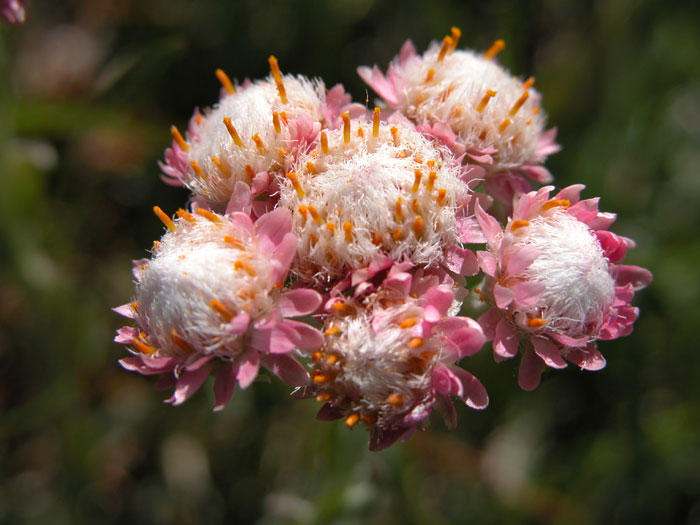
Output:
426 171 438 192
251 133 266 155
413 216 423 238
412 170 423 192
316 392 331 402
399 317 418 329
510 219 530 231
437 36 453 62
223 117 243 147
453 105 463 117
211 156 231 178
498 118 511 133
132 336 156 355
411 199 420 214
176 208 196 224
234 260 256 277
424 68 435 83
153 206 176 232
345 413 360 427
170 125 190 151
311 351 323 362
195 208 221 223
308 205 323 225
268 55 288 104
325 325 340 336
210 299 234 321
390 126 398 146
130 301 139 312
357 127 364 138
298 205 308 222
313 373 330 384
394 198 403 222
332 301 351 314
244 165 255 179
325 222 336 234
325 354 339 365
372 107 381 137
170 329 192 352
392 228 403 241
305 161 316 174
215 68 235 95
342 112 351 144
527 318 547 328
523 76 535 89
387 393 403 406
343 221 353 242
484 39 505 60
450 26 462 50
190 160 205 179
436 189 447 205
286 172 304 198
407 337 424 349
542 198 570 211
510 91 530 117
320 131 329 154
223 235 245 249
476 90 497 112
272 112 281 134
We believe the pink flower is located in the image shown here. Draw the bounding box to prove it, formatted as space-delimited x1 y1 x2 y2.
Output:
298 260 487 450
114 207 324 409
357 31 560 207
1 0 25 24
475 185 652 390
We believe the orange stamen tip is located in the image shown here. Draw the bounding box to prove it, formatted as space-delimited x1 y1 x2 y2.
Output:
424 68 435 83
132 337 156 355
316 392 331 402
372 107 381 137
343 221 353 242
268 55 288 104
498 118 512 133
411 199 420 214
484 39 505 59
390 126 398 146
251 133 266 155
313 373 331 384
223 235 244 249
311 351 323 362
412 169 423 192
386 393 403 406
436 189 447 205
190 160 204 178
272 112 281 134
210 299 234 321
153 206 176 232
308 205 323 225
510 219 531 231
130 301 139 311
427 171 437 191
223 117 243 147
450 27 462 49
332 301 349 313
345 413 360 427
170 125 190 152
176 208 196 224
325 326 340 336
215 68 235 95
325 354 339 365
244 165 256 179
542 198 571 211
394 198 403 221
399 317 418 329
407 337 424 349
532 107 540 115
170 329 192 352
510 91 530 117
527 318 547 328
195 208 221 223
320 131 329 154
342 112 351 144
234 260 256 277
325 222 336 234
523 76 535 89
287 171 304 198
392 228 403 241
306 161 316 174
357 127 365 138
438 35 454 62
211 156 231 178
476 89 497 112
413 216 424 237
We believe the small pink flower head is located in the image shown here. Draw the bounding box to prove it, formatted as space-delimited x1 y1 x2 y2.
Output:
114 206 324 409
279 115 478 287
161 61 333 208
475 185 652 390
357 30 560 204
302 262 487 450
1 0 25 24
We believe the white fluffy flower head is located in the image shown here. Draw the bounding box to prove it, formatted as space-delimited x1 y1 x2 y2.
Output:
279 118 468 284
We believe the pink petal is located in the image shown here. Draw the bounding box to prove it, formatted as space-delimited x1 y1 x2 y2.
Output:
493 318 520 359
493 283 514 309
233 350 260 389
611 265 653 291
225 181 252 216
270 232 298 284
438 316 486 358
457 215 486 244
212 365 236 411
114 326 138 344
555 184 585 205
505 245 539 276
282 320 324 351
255 207 293 249
518 348 545 391
531 337 567 369
434 393 458 429
231 212 254 235
316 403 344 421
477 250 497 277
511 281 545 308
422 285 455 319
167 364 212 405
119 356 176 375
447 365 489 409
356 65 400 107
563 343 607 371
228 312 251 334
250 324 298 354
112 303 135 319
383 271 413 296
251 171 271 195
277 288 322 317
261 354 310 386
475 201 502 251
478 308 501 340
444 244 479 276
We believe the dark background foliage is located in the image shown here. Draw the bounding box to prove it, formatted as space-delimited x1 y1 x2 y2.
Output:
1 0 698 523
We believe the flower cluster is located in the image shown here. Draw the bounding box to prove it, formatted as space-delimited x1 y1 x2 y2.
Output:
114 29 651 450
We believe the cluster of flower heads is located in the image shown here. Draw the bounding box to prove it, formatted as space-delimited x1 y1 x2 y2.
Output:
114 29 652 450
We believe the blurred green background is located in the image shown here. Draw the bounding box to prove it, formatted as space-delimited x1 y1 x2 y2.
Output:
0 0 698 523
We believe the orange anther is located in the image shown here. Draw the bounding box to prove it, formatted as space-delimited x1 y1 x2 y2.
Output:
436 189 447 205
223 235 244 249
476 90 497 112
527 318 547 328
272 112 281 134
450 26 462 50
407 337 424 349
438 35 454 62
316 392 331 402
153 206 176 232
211 156 231 178
413 216 424 238
342 112 351 144
170 329 192 352
424 68 435 83
130 301 139 311
498 118 512 133
215 68 235 95
287 171 304 198
426 171 438 192
412 169 423 192
510 91 530 117
309 233 318 245
523 76 535 89
268 55 288 104
306 161 316 174
308 205 323 225
411 199 420 214
392 228 403 241
195 208 221 223
313 373 331 384
320 131 329 154
332 301 350 314
176 208 196 224
484 39 505 59
343 221 353 242
132 336 157 355
223 117 243 147
510 219 531 231
532 107 540 115
372 231 383 245
234 260 256 277
326 222 336 234
326 354 339 365
311 351 323 362
357 127 365 138
542 198 570 211
345 413 360 427
244 165 256 179
190 160 205 178
390 126 398 146
394 198 403 222
251 134 266 155
325 325 340 336
170 125 190 152
210 299 234 321
372 107 381 137
386 393 403 406
453 105 463 117
399 317 418 329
